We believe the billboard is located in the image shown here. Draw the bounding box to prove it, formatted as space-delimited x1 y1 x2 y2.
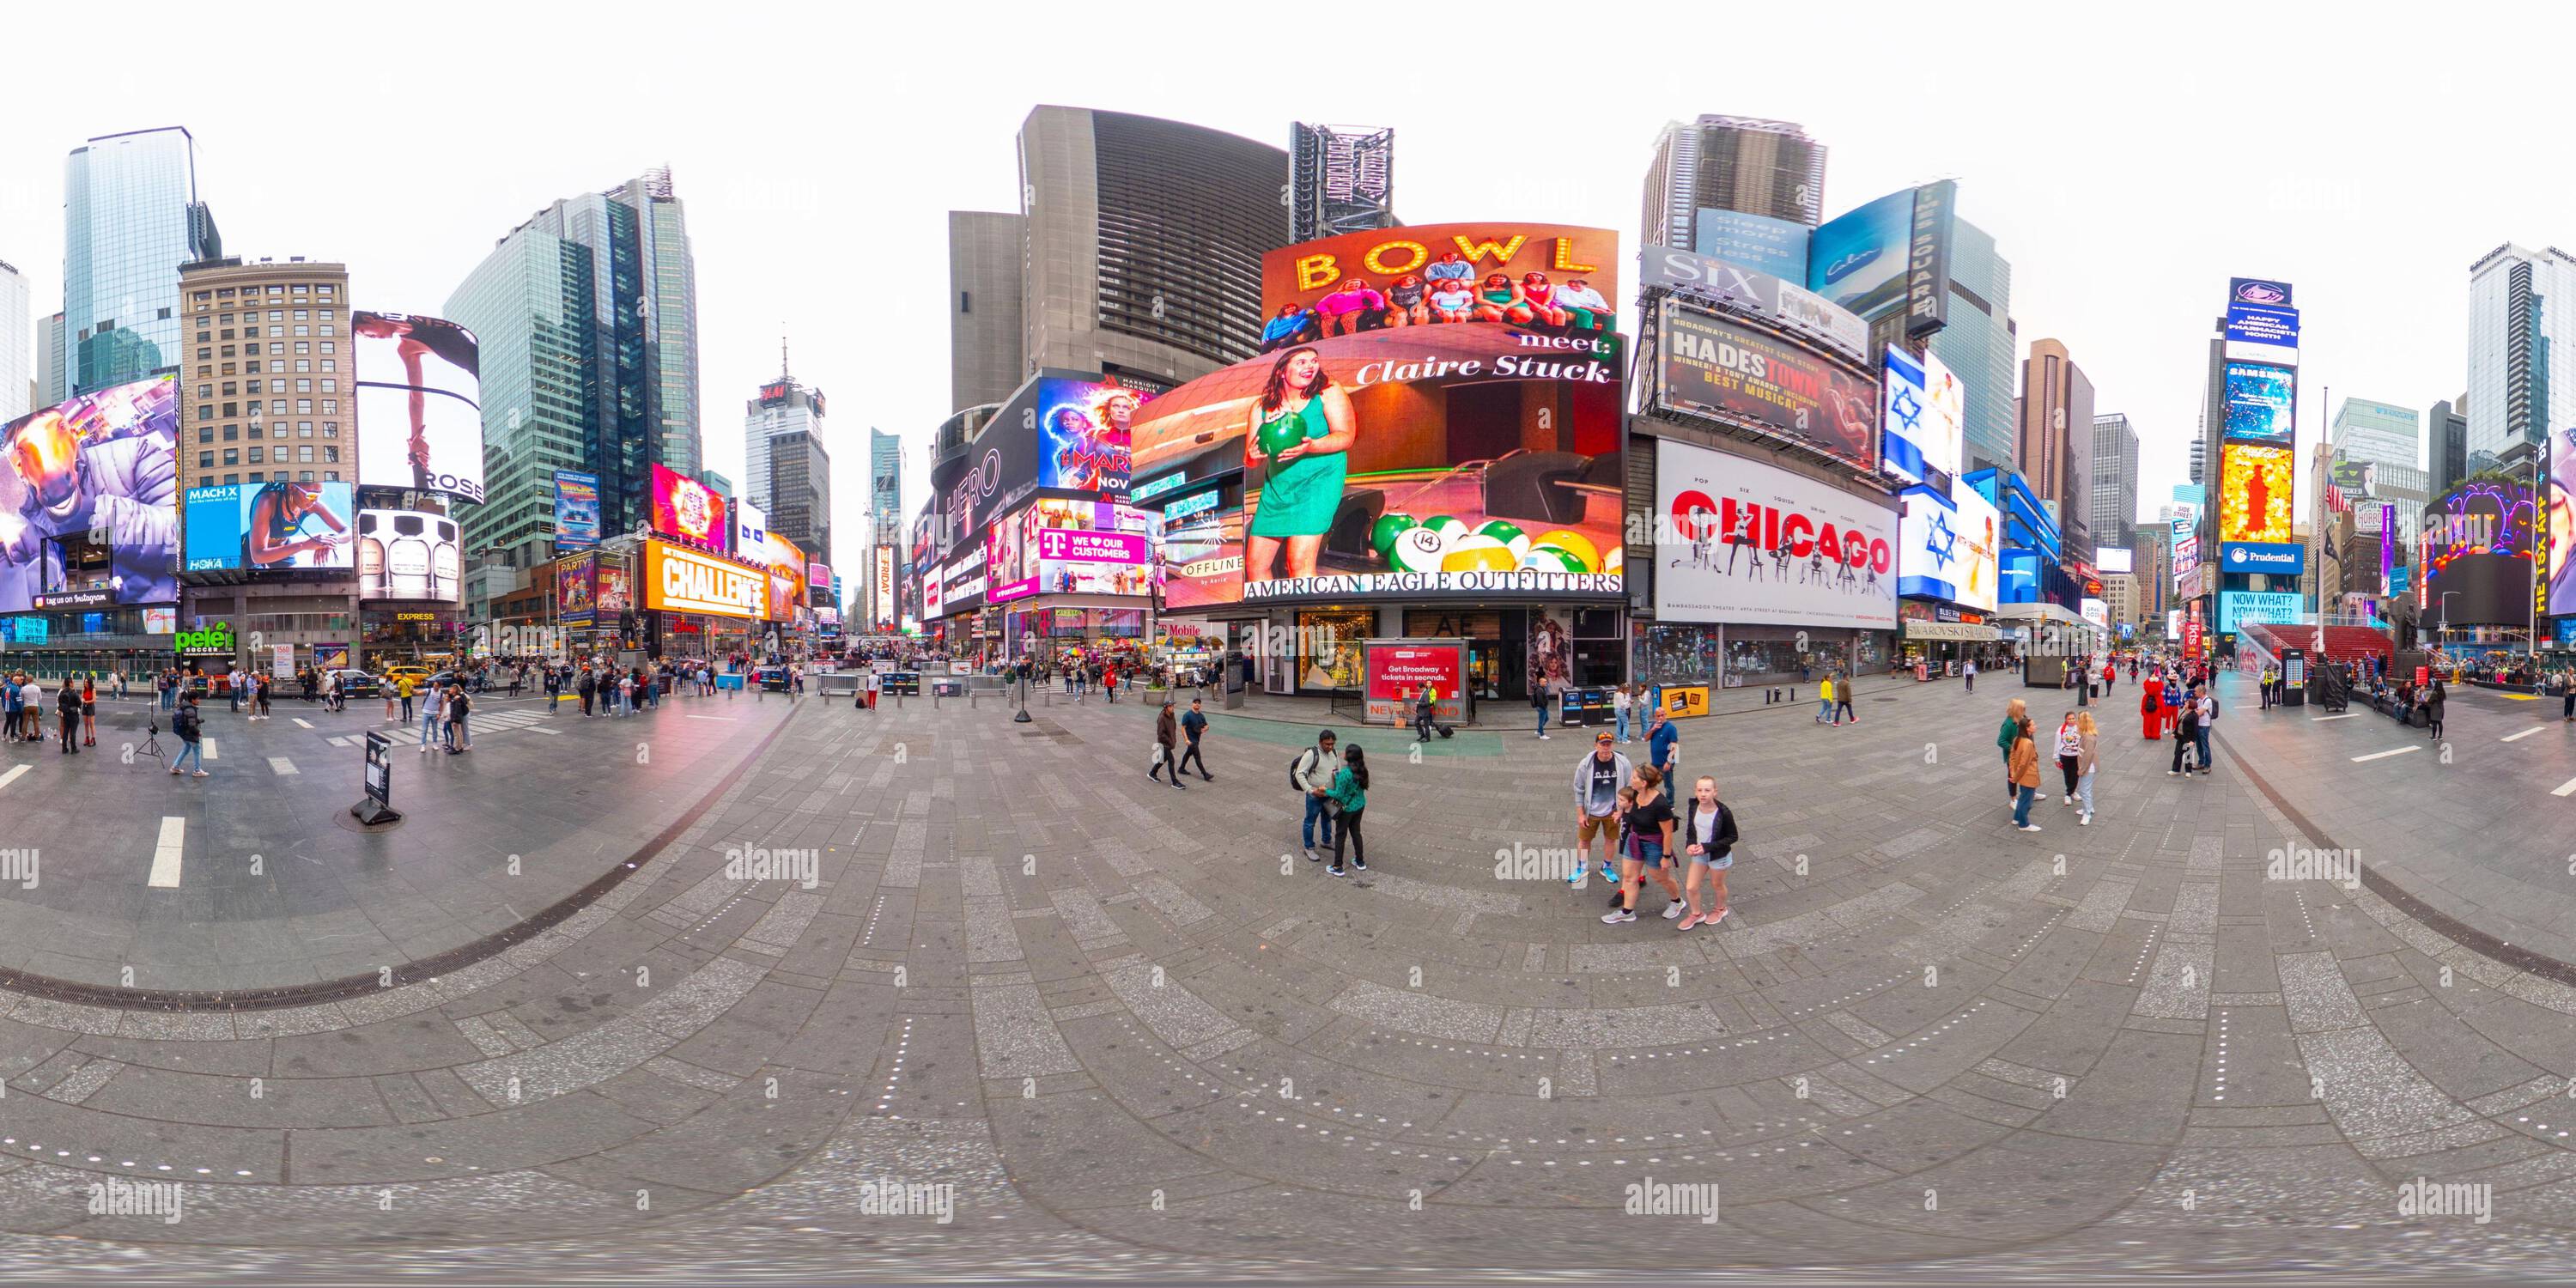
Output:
2421 480 2537 625
2553 424 2576 617
1950 480 2001 614
2221 361 2296 446
1161 497 1244 611
556 553 598 625
748 530 810 621
554 470 600 550
1898 485 1962 603
1129 325 1623 605
1290 123 1395 244
1024 499 1157 597
2218 444 2294 544
352 312 483 502
2230 277 2293 307
182 480 355 571
1638 245 1865 361
736 498 768 556
1807 182 1955 337
650 463 730 549
1880 343 1965 485
0 375 181 611
1260 223 1619 351
1691 210 1809 282
2096 547 2136 575
1652 439 1894 629
873 546 896 625
1036 380 1136 493
1657 300 1878 469
2217 590 2303 635
355 506 463 603
807 562 833 608
2225 303 2300 349
641 540 766 620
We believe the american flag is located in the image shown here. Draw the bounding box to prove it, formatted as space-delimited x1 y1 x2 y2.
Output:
2324 483 2352 515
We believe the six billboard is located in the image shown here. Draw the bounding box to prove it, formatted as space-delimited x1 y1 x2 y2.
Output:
352 312 484 502
1637 245 1866 362
554 470 600 550
1656 300 1878 470
0 374 180 611
183 480 356 571
1652 439 1894 629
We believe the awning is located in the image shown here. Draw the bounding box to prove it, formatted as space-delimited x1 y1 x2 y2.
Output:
1905 621 2001 642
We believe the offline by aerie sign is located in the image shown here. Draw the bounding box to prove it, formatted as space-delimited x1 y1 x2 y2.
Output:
650 544 764 618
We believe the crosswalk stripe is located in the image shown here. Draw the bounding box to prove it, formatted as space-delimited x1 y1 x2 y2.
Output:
2503 727 2546 743
0 765 27 793
526 726 558 735
2351 746 2421 762
268 756 298 775
202 738 217 760
2555 775 2576 798
147 817 185 888
290 718 313 729
2312 714 2357 721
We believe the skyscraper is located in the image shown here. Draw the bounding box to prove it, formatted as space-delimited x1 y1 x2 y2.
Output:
2188 438 2207 485
744 361 830 568
447 167 700 569
948 210 1024 412
62 127 222 396
2429 395 2468 494
1639 115 1826 251
743 349 821 514
2015 339 2096 568
2464 243 2576 470
2089 412 2140 554
37 313 64 410
0 259 29 422
1928 217 2015 473
869 428 900 527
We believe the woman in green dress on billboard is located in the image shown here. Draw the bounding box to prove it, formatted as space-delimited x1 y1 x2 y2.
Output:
1243 345 1355 584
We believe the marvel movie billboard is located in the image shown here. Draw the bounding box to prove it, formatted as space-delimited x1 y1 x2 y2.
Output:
353 312 484 502
1656 300 1878 470
0 374 179 610
1129 325 1623 605
1260 223 1619 352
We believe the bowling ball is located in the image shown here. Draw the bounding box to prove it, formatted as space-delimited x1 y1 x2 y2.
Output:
1388 526 1447 574
1530 529 1599 572
1440 536 1518 573
1370 513 1419 559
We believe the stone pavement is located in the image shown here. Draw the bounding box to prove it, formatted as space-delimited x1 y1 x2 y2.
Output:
0 671 2574 1279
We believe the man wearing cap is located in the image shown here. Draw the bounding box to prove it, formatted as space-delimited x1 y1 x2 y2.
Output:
1567 731 1631 891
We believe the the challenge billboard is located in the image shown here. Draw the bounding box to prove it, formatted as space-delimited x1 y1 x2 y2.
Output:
353 312 483 502
1259 223 1619 350
2218 444 2294 544
642 540 766 620
554 470 600 550
1129 325 1622 605
649 463 730 550
1654 439 1894 629
2221 361 2296 446
355 506 462 603
0 374 180 611
1656 300 1878 470
184 480 355 571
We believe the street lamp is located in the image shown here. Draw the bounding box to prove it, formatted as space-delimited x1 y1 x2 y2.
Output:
2437 591 2458 649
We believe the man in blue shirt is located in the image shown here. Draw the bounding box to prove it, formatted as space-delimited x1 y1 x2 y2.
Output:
1647 708 1681 793
1176 696 1212 781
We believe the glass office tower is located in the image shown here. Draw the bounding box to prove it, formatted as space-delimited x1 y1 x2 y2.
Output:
62 127 222 395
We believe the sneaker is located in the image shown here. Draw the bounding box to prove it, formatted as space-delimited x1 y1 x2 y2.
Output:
1352 857 1367 871
1677 911 1705 931
1327 865 1347 878
192 770 209 778
2166 769 2178 776
1707 908 1730 926
1302 846 1319 862
1662 902 1686 920
1538 733 1551 739
2018 823 2043 832
1601 908 1636 924
2080 813 2093 826
1568 872 1588 891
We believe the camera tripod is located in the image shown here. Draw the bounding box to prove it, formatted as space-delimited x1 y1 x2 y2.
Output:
134 709 166 767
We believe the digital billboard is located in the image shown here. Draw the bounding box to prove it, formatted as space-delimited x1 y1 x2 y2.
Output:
2096 547 2136 575
0 374 180 611
650 463 730 549
2221 361 2296 446
744 530 809 621
2225 304 2300 349
2230 277 2293 307
1692 209 1810 282
873 546 896 626
183 480 355 571
1653 439 1893 629
1161 498 1243 611
1951 480 2001 614
642 540 766 620
2552 424 2576 617
554 470 600 550
2221 540 2306 575
2421 480 2537 626
1898 485 1962 603
352 312 484 502
1657 300 1878 469
1036 380 1136 493
556 553 598 625
1807 182 1955 337
2218 590 2304 635
2218 444 2294 544
1638 246 1865 361
355 506 462 603
1260 223 1619 351
1880 343 1965 485
1129 325 1622 605
1022 499 1157 597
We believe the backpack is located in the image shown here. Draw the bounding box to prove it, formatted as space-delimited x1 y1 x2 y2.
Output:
173 707 198 738
1288 747 1316 792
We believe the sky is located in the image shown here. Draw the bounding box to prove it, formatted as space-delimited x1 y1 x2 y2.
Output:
0 2 2552 586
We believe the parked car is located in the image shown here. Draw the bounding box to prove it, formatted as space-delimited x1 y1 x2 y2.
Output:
380 664 432 691
331 669 381 698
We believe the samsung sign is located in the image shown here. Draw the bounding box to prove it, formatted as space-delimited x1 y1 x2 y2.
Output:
2221 540 2306 575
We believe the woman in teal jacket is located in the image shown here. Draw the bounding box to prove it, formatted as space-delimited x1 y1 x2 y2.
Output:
1325 744 1370 877
1243 346 1357 584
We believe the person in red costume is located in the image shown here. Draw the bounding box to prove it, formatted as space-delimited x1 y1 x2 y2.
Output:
2140 671 2165 741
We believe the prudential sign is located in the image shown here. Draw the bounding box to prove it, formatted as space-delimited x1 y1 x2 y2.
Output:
2221 540 2306 575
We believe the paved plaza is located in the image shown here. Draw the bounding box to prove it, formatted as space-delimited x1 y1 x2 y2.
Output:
0 671 2574 1279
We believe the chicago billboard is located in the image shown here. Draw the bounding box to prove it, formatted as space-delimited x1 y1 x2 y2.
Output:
1654 439 1894 629
0 374 179 611
1656 300 1877 470
353 312 483 502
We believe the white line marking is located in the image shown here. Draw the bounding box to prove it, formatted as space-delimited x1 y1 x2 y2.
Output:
201 738 217 761
2554 775 2576 798
291 718 313 729
685 714 738 721
267 756 298 775
2503 727 2546 743
0 765 27 793
148 817 185 888
2351 746 2422 762
2312 714 2358 721
526 726 559 736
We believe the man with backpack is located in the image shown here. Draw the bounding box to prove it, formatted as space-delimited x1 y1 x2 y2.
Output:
577 666 598 717
1291 730 1339 861
170 694 208 777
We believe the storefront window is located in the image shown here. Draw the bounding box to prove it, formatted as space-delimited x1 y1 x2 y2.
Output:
1633 623 1720 685
1296 608 1372 691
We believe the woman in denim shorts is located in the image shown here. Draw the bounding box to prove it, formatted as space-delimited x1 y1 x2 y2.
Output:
1678 775 1740 930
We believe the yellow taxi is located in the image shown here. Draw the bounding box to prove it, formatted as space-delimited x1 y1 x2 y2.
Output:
381 665 433 691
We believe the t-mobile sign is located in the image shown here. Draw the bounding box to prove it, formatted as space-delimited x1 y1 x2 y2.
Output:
1036 528 1147 565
